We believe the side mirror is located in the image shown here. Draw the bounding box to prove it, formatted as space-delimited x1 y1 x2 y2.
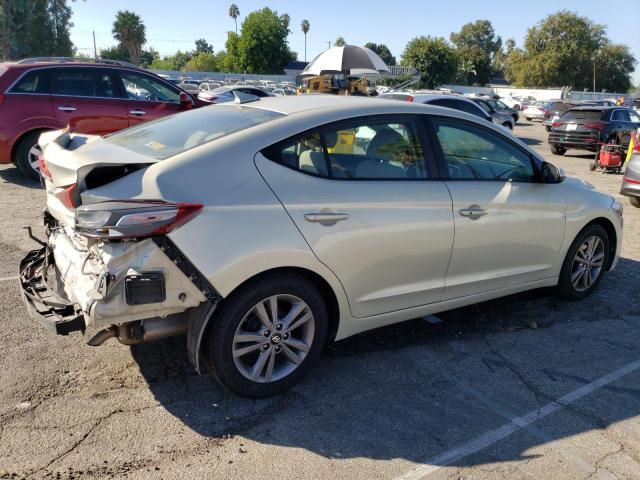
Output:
179 91 194 109
541 161 565 183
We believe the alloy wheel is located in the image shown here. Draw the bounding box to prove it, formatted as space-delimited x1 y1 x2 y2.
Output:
27 144 42 174
232 294 315 383
571 236 605 292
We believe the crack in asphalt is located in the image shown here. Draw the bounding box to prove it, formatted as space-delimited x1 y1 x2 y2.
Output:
583 443 624 480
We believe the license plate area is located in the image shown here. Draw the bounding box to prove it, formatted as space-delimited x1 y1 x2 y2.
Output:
125 272 166 305
567 123 577 131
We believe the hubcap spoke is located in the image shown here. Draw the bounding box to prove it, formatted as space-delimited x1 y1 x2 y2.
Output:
250 351 270 381
284 337 310 353
286 312 313 333
233 342 263 358
281 302 308 331
264 349 276 382
571 236 605 292
234 331 266 343
572 267 586 287
253 301 273 329
281 344 302 365
269 296 279 325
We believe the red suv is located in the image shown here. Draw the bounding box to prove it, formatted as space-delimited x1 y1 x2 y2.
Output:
0 59 201 179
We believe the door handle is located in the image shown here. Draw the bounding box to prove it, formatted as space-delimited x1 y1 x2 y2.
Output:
458 206 487 219
57 106 76 112
129 109 146 116
304 212 349 224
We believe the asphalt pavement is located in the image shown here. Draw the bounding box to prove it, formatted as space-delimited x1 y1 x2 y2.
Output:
0 120 639 480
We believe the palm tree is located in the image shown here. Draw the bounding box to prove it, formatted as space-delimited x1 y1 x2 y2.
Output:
228 4 240 35
301 19 310 62
458 59 476 85
280 13 290 31
112 10 146 65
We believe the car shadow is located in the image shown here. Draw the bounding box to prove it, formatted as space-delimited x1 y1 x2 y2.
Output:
130 256 640 468
0 166 41 189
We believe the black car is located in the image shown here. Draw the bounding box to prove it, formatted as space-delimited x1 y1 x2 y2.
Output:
542 101 581 131
548 107 640 156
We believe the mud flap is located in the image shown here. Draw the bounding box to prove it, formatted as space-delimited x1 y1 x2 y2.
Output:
186 301 218 374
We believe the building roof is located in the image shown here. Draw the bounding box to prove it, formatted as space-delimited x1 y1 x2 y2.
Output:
284 61 309 71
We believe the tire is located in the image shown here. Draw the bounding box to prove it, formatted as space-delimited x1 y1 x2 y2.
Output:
589 162 597 171
630 196 640 208
15 130 46 181
545 126 551 132
525 117 532 121
555 224 610 300
550 144 566 155
512 114 518 123
503 122 513 130
202 272 328 398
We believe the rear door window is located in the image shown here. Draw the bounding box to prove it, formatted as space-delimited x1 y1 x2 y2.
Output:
612 110 631 122
51 68 118 98
120 72 180 102
10 69 50 93
455 100 487 119
561 110 604 121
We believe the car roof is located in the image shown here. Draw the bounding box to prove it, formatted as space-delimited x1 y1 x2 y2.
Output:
569 106 611 111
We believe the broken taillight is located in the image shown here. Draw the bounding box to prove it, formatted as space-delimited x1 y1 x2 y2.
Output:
74 201 203 240
55 183 79 209
38 156 52 181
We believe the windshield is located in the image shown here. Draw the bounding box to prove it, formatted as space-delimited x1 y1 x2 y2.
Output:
561 109 604 121
107 105 283 160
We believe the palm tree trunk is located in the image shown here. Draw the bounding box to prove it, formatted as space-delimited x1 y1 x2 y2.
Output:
304 34 307 62
234 18 237 35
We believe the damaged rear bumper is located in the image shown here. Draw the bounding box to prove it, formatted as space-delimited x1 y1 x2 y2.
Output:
19 247 85 335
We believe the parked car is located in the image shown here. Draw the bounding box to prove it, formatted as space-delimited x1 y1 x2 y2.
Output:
548 106 640 156
478 96 519 123
199 81 221 92
469 97 515 130
0 58 200 180
178 81 200 95
542 101 581 131
523 100 556 121
379 93 494 124
198 85 272 103
22 95 622 398
620 128 640 208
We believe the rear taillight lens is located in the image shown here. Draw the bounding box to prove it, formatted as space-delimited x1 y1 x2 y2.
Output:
38 156 52 181
584 122 606 131
407 95 414 103
55 184 78 209
552 122 562 128
624 177 640 185
74 201 203 240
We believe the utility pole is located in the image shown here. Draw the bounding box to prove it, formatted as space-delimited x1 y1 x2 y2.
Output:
327 41 331 50
93 30 97 60
592 60 596 93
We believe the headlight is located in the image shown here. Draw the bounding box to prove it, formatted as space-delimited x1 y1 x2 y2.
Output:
611 200 623 218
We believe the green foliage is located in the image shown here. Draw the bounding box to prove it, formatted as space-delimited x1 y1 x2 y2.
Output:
0 0 75 60
594 42 636 92
112 10 146 65
334 37 346 47
280 13 290 31
100 44 129 62
300 19 310 35
139 47 159 67
401 36 458 88
149 50 192 71
221 32 240 72
364 43 396 66
195 38 213 55
236 8 295 74
184 52 217 72
450 19 501 85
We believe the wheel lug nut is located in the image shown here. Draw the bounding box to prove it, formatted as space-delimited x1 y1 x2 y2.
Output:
283 333 289 340
263 330 270 337
275 345 282 353
262 344 270 351
276 323 283 331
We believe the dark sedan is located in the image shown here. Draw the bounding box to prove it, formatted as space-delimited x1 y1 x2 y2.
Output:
548 107 640 156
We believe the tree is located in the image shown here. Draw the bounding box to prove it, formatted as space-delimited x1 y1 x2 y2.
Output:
100 44 129 62
149 50 192 71
508 11 610 89
300 19 310 62
595 42 636 92
450 19 501 85
221 31 240 72
237 8 294 74
48 0 73 56
184 52 217 72
139 47 159 68
112 10 146 65
334 36 346 47
364 42 396 66
457 59 477 85
280 13 290 31
228 4 239 35
401 36 458 88
195 38 213 55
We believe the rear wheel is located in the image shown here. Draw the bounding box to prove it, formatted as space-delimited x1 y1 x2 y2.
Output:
545 125 551 132
556 224 610 300
203 273 328 398
630 196 640 208
502 122 513 130
15 130 46 181
550 144 566 155
525 117 532 121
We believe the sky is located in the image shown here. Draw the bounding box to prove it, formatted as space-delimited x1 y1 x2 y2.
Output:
69 0 640 85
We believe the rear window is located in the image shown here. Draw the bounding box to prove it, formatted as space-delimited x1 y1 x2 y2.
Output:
10 69 49 93
561 109 604 121
107 105 283 160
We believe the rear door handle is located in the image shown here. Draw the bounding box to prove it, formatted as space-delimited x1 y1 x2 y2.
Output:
304 212 349 224
129 109 146 116
458 206 487 219
57 106 76 112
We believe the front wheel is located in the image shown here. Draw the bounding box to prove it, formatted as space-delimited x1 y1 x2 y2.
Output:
555 224 610 300
550 144 566 155
630 196 640 208
203 273 328 398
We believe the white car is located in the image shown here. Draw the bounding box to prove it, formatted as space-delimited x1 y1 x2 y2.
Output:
198 85 271 103
22 95 623 398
